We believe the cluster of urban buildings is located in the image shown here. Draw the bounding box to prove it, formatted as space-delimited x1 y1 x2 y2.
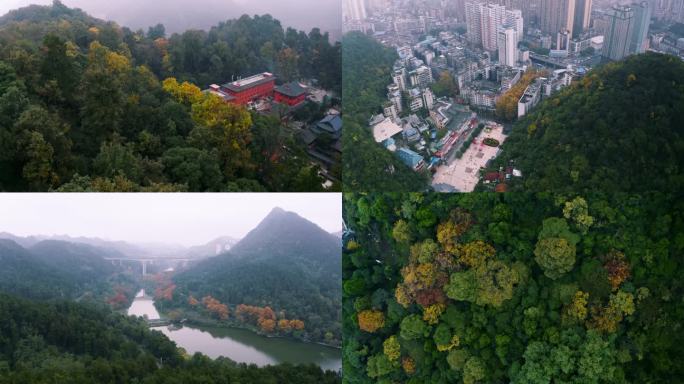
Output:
344 0 661 62
343 0 675 184
370 34 492 173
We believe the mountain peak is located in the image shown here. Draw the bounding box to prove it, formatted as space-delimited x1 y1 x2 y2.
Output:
226 207 338 262
264 206 287 218
259 207 309 228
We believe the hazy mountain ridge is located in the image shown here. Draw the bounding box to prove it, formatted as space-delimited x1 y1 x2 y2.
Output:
0 232 151 258
0 231 271 260
0 232 208 259
184 236 240 258
0 0 341 40
0 238 125 300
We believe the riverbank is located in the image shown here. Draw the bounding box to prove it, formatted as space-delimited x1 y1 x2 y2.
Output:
155 305 342 349
153 323 342 370
126 291 341 370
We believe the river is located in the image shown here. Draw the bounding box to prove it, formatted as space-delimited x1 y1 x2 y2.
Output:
127 290 341 371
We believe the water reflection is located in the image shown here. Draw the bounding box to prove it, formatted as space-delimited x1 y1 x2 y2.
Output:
127 289 160 320
127 290 341 370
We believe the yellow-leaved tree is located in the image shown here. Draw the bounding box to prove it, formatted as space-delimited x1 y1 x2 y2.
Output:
163 78 253 178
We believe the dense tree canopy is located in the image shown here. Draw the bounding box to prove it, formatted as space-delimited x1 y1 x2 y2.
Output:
0 293 340 383
0 1 340 191
343 192 684 383
484 52 684 193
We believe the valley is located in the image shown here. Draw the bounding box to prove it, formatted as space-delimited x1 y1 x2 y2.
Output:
127 289 341 370
0 195 342 383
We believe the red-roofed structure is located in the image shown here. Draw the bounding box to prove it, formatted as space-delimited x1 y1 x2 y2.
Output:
274 82 307 106
484 172 501 182
218 73 276 105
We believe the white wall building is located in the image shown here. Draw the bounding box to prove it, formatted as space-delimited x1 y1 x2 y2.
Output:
422 88 435 110
344 0 367 21
497 26 518 67
409 66 434 89
384 103 399 121
387 84 403 114
466 1 524 51
393 68 407 91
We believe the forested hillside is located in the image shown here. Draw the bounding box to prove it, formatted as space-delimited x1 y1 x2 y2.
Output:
342 32 429 191
0 1 341 192
0 293 340 383
343 193 684 383
162 208 342 345
483 53 684 193
0 239 133 301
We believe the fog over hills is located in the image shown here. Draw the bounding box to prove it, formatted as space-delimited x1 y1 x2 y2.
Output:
0 0 342 40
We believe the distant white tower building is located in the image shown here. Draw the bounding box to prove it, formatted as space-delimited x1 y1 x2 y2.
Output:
630 1 652 54
498 26 518 67
603 5 635 60
573 0 593 37
387 84 403 114
393 68 407 91
506 9 524 44
466 1 524 51
422 88 435 110
344 0 367 21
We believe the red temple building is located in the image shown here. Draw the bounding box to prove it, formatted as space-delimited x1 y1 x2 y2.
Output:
208 72 276 105
274 82 308 106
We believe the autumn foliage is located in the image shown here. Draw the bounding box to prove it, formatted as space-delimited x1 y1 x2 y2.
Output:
566 291 589 321
495 69 545 121
402 356 416 375
603 250 630 291
235 304 304 333
202 296 229 320
188 295 199 306
152 273 176 301
155 283 176 301
436 208 472 254
358 310 385 333
107 290 129 309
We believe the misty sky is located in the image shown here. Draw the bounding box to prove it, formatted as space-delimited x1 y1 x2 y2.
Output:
0 0 341 39
0 194 341 247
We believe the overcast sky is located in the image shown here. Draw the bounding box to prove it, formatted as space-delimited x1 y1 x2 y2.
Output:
0 194 341 247
0 0 341 39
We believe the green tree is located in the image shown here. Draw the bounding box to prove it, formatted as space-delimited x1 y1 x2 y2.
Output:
93 140 143 182
534 218 580 279
21 132 56 191
161 147 223 191
400 314 427 340
367 354 394 378
463 357 487 384
392 219 412 244
563 197 594 234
